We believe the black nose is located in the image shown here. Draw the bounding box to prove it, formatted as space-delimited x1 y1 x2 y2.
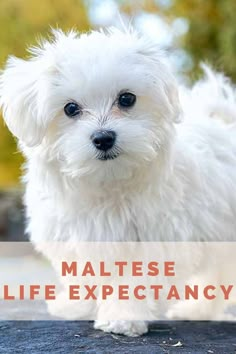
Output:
91 130 116 151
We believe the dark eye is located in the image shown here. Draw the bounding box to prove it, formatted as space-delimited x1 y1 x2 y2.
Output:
64 102 82 118
118 92 136 108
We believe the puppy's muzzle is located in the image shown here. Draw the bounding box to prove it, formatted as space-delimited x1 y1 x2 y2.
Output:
91 130 116 151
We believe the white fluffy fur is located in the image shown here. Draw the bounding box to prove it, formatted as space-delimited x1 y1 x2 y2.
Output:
1 28 236 335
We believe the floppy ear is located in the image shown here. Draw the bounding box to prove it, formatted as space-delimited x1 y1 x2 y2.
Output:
136 36 182 124
152 59 182 124
0 53 55 147
163 72 182 124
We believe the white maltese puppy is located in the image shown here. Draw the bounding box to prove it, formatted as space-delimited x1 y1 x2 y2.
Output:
1 28 236 336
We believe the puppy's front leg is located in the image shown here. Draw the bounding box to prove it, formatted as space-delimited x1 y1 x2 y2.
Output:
94 298 148 336
94 320 148 337
47 290 97 320
166 270 234 321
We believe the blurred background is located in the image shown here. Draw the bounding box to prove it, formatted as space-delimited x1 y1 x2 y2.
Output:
0 0 235 239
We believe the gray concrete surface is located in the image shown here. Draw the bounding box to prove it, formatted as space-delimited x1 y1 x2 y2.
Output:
0 321 235 353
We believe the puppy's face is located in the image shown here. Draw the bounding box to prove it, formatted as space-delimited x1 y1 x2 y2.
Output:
0 29 181 183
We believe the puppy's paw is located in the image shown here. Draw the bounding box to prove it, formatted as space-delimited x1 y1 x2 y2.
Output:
166 303 186 320
46 296 76 319
166 300 219 320
94 320 148 337
47 291 96 320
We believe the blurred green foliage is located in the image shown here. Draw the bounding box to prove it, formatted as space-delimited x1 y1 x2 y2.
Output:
168 0 236 81
0 0 235 187
120 0 236 80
